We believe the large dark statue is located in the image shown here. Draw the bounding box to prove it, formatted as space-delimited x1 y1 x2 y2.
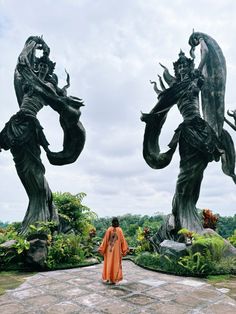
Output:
141 32 236 245
0 36 86 234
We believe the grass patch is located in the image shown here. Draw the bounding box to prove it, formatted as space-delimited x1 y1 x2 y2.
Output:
207 274 232 283
0 271 35 295
0 287 5 296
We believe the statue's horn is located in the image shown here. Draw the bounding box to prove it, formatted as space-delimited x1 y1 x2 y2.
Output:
159 63 167 70
227 109 235 117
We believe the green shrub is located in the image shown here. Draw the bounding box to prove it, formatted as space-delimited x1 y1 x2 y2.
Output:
211 256 236 274
135 227 152 254
135 231 236 276
178 251 210 275
192 233 228 261
0 224 18 245
0 224 30 270
135 252 161 269
46 234 85 269
53 192 97 236
228 230 236 247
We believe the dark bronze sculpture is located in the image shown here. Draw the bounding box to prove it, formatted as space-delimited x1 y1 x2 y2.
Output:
225 109 236 131
141 32 236 245
0 36 86 234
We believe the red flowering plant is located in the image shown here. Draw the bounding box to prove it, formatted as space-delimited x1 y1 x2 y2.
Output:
89 228 96 239
202 209 218 230
136 227 152 253
143 227 150 239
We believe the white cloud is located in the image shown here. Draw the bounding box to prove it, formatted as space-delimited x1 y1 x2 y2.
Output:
0 0 235 222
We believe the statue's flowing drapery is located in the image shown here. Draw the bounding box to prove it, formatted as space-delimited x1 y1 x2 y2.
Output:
0 36 86 234
141 32 236 244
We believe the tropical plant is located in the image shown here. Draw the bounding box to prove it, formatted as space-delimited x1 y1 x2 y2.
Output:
211 256 236 274
178 251 209 275
46 234 85 269
53 192 97 236
26 221 57 240
0 224 30 270
135 227 152 254
228 230 236 247
134 252 161 269
192 233 228 262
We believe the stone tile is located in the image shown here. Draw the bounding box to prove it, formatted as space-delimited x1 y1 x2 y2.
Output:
146 301 191 314
44 301 80 314
24 274 44 283
57 287 88 298
9 282 32 291
76 308 101 314
2 260 236 314
218 295 236 305
145 287 175 301
83 264 99 269
204 302 236 314
100 286 133 297
76 292 110 307
40 271 66 278
120 279 128 284
139 279 166 287
43 282 73 292
123 293 156 305
63 268 83 273
176 279 206 287
216 287 230 293
214 280 236 289
162 283 193 293
78 270 100 277
122 282 151 292
26 277 58 287
174 293 210 307
49 273 80 281
214 282 236 301
86 281 110 292
24 294 59 308
191 287 222 300
67 277 94 285
0 302 29 314
154 274 181 283
95 299 137 314
9 287 45 300
134 308 156 314
0 296 10 306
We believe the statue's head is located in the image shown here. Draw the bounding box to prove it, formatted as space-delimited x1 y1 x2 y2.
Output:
35 54 56 78
173 50 194 81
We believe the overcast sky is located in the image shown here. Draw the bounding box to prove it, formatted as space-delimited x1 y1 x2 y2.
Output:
0 0 236 222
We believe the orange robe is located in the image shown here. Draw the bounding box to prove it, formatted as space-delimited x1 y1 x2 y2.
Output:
98 226 129 283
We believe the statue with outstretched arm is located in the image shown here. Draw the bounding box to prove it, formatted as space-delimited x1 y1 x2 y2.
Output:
141 32 236 248
0 36 86 234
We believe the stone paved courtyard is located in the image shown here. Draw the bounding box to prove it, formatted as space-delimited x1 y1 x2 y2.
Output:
0 260 236 313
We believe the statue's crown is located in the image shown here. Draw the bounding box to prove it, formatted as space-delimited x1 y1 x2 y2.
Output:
35 54 56 75
173 50 194 78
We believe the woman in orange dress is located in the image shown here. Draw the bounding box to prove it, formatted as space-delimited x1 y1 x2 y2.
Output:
98 217 129 284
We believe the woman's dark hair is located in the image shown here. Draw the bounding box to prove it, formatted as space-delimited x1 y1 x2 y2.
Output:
112 217 119 227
